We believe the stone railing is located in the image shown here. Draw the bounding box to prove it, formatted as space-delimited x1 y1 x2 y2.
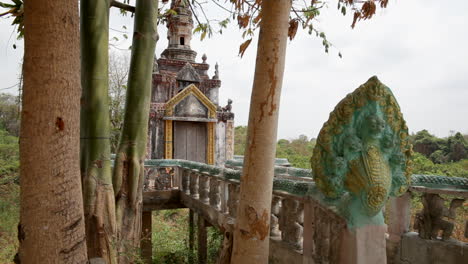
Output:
386 175 468 264
143 159 328 262
143 159 468 264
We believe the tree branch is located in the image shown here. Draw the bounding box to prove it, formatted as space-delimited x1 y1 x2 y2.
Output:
110 0 135 13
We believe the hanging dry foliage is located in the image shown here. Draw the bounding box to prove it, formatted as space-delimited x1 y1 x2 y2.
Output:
361 0 377 20
237 14 250 29
288 19 299 41
351 11 361 29
239 38 252 58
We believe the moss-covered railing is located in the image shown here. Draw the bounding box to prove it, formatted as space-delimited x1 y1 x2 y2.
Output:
143 159 468 263
144 159 313 196
144 158 468 195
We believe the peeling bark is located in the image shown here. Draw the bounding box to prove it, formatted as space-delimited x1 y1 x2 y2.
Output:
230 0 291 263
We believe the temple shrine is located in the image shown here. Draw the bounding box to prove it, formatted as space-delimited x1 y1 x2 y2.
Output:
147 0 234 166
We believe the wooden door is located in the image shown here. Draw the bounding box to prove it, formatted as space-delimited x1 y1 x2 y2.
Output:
174 122 207 163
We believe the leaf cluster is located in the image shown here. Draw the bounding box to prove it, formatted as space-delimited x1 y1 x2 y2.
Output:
0 0 24 40
183 0 391 57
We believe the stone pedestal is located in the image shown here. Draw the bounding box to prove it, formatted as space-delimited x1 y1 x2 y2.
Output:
340 225 388 264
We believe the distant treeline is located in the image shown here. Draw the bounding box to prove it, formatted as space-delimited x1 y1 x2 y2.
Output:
235 126 316 169
234 126 468 178
410 130 468 164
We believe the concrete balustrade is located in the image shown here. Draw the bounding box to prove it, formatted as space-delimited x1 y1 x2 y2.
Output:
141 159 468 264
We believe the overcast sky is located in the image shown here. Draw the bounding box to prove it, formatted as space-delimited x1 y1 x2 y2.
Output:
1 0 467 140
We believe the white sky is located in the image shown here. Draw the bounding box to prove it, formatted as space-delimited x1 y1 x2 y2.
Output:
1 0 467 140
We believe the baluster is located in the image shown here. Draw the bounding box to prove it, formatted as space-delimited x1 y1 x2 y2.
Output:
209 178 221 210
227 183 239 217
280 198 304 250
220 181 228 214
302 201 316 263
181 168 190 195
199 173 210 204
279 198 290 244
189 170 199 199
270 196 281 238
297 202 304 250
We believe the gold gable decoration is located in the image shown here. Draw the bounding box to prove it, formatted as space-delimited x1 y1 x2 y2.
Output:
165 84 217 119
163 84 216 165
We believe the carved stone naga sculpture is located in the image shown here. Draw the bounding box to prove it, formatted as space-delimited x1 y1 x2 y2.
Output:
414 193 464 240
222 99 233 113
311 76 413 227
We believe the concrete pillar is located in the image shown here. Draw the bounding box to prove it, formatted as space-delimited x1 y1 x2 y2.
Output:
340 225 388 264
141 211 153 264
198 216 208 264
386 192 411 263
387 192 411 240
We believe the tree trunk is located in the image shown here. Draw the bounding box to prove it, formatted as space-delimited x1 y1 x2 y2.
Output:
112 0 158 262
230 0 291 263
80 0 117 262
19 0 88 263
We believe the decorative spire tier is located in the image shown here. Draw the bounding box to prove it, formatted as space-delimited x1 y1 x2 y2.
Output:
161 0 197 62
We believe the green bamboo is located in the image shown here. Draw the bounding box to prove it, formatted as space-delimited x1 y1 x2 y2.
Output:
80 0 117 262
112 0 158 260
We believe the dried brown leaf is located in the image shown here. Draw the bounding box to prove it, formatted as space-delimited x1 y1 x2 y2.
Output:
239 38 252 58
380 0 389 8
351 11 361 28
361 0 377 20
253 12 262 25
237 14 250 29
288 19 299 41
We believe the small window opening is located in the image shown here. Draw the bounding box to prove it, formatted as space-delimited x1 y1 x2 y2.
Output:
180 37 185 45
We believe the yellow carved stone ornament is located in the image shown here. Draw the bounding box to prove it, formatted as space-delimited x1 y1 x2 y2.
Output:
164 84 217 164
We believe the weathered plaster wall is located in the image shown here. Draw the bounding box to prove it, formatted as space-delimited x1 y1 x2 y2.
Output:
215 121 226 166
225 120 234 161
152 118 165 159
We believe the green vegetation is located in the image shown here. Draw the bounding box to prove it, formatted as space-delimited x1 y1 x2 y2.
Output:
152 209 222 264
411 130 468 164
234 126 316 169
233 126 247 156
276 136 316 169
0 93 20 137
411 152 468 178
0 127 19 263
